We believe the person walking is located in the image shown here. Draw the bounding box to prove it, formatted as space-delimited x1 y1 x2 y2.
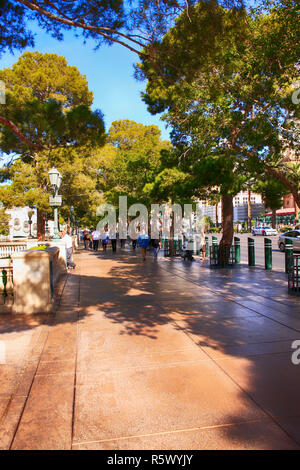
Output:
101 230 109 252
60 227 76 269
110 230 117 252
199 231 206 260
83 230 90 250
137 232 151 261
151 238 160 259
131 238 137 250
91 228 100 251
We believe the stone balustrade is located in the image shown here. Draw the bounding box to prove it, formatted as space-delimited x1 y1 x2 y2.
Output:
0 241 27 258
0 235 79 313
0 257 13 303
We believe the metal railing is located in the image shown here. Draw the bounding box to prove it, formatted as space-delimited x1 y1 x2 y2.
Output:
209 245 235 267
288 254 300 297
162 239 183 257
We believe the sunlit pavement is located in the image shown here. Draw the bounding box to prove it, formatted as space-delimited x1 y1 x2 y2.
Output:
0 246 300 450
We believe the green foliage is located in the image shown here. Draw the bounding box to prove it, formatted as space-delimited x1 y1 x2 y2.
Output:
0 52 104 154
0 1 126 56
28 245 47 250
0 208 10 235
0 52 106 229
254 178 288 212
279 226 293 233
136 0 299 243
0 51 93 106
202 216 214 230
0 0 200 57
99 119 170 207
138 0 299 190
0 1 34 56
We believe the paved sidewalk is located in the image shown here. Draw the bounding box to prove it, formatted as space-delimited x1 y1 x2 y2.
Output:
0 247 300 450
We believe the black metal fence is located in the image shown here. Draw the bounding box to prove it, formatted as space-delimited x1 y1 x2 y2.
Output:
163 239 182 257
288 254 300 296
209 245 235 267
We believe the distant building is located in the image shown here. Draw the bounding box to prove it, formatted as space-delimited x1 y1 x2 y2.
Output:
233 191 265 223
198 191 265 224
283 194 295 210
277 146 300 223
1 206 55 239
262 191 298 226
5 207 38 239
197 200 221 224
263 208 296 226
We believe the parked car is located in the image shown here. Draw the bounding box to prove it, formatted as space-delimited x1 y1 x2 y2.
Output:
252 226 278 236
278 230 300 252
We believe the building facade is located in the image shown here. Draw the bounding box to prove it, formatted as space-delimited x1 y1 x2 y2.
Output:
198 191 265 225
1 207 55 239
233 191 265 223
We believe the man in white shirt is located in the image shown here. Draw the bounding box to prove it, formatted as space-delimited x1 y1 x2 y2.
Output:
60 228 76 269
91 228 100 251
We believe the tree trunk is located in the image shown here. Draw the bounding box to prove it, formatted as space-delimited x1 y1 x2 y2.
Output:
271 209 277 229
169 210 175 256
37 210 46 241
219 194 234 247
247 189 252 232
294 196 299 223
215 204 219 227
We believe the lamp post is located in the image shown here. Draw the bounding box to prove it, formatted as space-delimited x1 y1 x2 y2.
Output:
28 210 34 239
48 167 62 240
70 205 74 235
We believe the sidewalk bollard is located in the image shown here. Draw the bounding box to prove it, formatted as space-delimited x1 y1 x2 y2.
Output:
285 239 293 274
212 236 218 259
248 237 255 266
205 236 209 258
196 238 200 256
164 239 169 257
264 238 272 270
234 236 240 264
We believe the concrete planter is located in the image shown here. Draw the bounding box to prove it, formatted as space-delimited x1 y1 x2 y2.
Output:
11 246 64 314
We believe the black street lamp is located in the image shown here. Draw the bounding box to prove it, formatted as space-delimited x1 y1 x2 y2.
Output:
48 167 62 240
28 210 34 239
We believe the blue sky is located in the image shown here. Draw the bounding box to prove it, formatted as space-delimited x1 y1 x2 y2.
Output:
0 27 171 141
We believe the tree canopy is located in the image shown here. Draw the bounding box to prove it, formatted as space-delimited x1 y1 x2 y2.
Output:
98 119 170 208
136 0 300 244
0 52 106 237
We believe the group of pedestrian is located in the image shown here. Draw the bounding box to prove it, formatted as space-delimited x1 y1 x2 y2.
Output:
83 228 110 252
82 228 206 263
